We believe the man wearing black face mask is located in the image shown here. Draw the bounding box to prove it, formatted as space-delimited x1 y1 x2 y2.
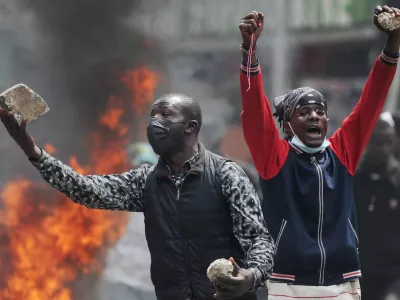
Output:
0 93 274 300
147 116 186 155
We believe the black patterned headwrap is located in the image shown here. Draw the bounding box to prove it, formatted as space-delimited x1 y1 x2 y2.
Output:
273 87 327 128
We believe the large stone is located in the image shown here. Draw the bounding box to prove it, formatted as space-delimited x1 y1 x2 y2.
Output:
0 83 49 125
378 12 400 31
206 258 233 282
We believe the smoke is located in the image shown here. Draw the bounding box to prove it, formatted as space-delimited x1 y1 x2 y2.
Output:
0 2 167 299
166 52 236 153
0 0 165 180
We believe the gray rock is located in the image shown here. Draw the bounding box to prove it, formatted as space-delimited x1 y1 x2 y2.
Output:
0 83 49 125
378 12 400 31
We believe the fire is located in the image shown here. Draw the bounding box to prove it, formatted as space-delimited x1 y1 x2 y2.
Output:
44 143 57 155
0 66 158 299
121 66 159 116
99 96 128 137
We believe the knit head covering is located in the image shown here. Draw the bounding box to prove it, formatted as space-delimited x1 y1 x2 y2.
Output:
273 87 327 127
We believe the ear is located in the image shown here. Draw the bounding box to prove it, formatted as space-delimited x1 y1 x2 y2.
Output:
283 122 293 136
185 120 198 134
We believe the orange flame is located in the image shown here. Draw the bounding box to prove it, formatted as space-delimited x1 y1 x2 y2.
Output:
44 143 57 155
121 66 158 116
99 96 128 137
0 66 159 299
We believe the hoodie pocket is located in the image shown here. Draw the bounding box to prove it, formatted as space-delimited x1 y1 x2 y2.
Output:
275 219 287 255
348 219 359 245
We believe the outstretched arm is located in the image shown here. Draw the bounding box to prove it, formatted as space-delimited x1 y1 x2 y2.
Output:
239 12 289 180
30 149 149 211
329 5 400 175
0 109 148 211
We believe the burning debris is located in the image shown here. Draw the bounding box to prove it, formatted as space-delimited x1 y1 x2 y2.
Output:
0 0 164 298
0 66 159 300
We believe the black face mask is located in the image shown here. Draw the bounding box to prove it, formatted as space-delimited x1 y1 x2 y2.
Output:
146 117 187 155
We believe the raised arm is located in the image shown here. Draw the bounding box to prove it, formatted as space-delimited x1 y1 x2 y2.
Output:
239 12 289 180
329 5 400 175
0 109 148 211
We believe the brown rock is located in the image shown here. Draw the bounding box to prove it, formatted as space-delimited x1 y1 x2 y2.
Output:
0 83 49 125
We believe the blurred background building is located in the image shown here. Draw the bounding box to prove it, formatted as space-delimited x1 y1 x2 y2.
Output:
1 0 400 299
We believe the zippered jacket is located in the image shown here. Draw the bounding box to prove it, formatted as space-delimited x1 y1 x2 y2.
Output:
240 51 398 286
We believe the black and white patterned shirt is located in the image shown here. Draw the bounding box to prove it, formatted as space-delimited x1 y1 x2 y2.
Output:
30 149 275 288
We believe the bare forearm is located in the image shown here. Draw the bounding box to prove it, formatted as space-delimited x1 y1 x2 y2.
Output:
25 145 42 161
242 53 258 65
384 36 400 54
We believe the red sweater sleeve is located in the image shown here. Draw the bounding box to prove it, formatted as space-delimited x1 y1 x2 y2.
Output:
329 53 398 175
240 64 289 180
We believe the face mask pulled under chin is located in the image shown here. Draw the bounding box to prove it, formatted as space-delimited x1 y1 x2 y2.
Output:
287 122 330 154
146 117 185 155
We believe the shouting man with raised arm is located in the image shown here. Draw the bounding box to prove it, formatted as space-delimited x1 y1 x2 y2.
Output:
0 93 274 300
239 4 400 299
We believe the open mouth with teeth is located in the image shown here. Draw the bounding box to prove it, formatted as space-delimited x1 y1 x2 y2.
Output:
306 126 322 138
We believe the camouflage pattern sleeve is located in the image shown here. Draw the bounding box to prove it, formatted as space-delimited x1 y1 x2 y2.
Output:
30 149 150 212
221 161 275 288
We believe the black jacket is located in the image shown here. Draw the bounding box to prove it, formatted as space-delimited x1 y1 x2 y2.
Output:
143 144 257 300
354 157 400 278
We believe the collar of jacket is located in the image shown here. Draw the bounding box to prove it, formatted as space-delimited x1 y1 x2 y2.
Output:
153 142 205 178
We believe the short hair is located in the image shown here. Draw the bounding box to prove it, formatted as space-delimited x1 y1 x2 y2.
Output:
183 97 202 134
160 93 202 134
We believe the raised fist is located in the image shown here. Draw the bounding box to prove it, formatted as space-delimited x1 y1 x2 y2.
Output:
374 5 400 38
239 11 264 49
